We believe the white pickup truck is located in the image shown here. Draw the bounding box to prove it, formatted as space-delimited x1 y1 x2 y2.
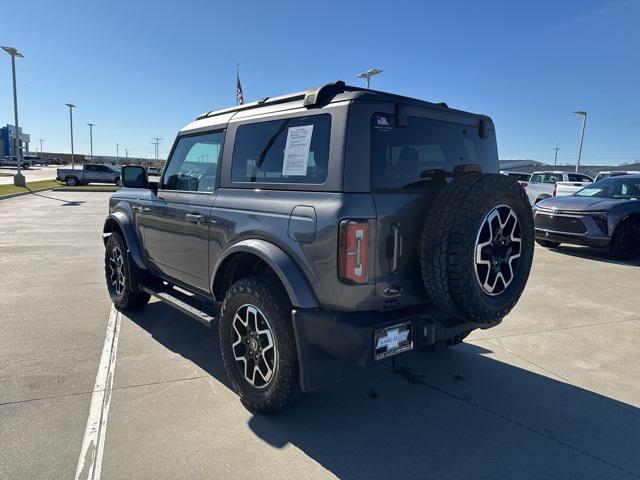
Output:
56 164 121 186
525 171 593 205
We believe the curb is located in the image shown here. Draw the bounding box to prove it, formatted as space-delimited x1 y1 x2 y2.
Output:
0 187 56 201
52 187 117 192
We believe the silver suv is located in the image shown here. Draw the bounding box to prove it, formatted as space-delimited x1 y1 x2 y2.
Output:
104 81 534 412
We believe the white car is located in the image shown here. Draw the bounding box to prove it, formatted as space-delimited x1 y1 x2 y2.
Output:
525 171 593 205
593 170 640 182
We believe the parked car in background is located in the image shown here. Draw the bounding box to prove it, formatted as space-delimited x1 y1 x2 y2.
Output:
534 175 640 259
593 170 640 182
500 171 531 186
1 156 33 169
147 166 160 175
103 80 535 413
24 155 50 166
525 171 593 205
56 163 121 186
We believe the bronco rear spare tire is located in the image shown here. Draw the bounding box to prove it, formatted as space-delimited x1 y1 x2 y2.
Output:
420 174 534 324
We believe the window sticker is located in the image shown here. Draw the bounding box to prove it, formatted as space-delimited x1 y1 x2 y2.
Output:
282 125 314 176
373 115 392 132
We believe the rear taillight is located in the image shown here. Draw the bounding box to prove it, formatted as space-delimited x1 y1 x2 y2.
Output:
552 184 557 196
338 220 369 284
519 181 528 189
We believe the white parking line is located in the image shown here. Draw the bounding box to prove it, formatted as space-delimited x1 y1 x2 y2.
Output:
75 305 121 480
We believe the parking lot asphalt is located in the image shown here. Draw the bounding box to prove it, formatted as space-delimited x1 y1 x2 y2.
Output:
1 191 639 480
0 165 60 185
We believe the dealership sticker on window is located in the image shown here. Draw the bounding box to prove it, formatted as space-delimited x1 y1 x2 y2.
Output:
282 125 314 176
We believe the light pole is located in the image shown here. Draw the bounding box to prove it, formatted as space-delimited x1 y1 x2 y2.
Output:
87 123 94 158
116 143 119 163
2 46 25 186
39 139 45 157
356 68 382 89
553 147 560 167
152 137 162 161
125 148 128 160
574 111 587 173
65 104 76 169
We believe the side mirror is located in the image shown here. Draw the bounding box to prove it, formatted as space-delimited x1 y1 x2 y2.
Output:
122 165 148 188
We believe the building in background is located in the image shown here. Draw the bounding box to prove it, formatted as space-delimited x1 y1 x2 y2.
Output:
0 124 30 156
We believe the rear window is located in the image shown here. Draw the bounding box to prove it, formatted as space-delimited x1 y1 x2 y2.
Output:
370 114 498 190
231 114 330 184
568 173 592 182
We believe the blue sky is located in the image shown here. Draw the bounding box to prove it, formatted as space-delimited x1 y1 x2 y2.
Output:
1 0 639 165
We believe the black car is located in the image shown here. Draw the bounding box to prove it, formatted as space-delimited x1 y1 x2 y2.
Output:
534 175 640 259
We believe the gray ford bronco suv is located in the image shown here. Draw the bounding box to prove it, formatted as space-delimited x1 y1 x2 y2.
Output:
103 81 534 413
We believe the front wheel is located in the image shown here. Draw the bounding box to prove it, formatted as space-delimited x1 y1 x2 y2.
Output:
219 277 302 413
104 232 150 309
610 220 640 260
66 177 78 186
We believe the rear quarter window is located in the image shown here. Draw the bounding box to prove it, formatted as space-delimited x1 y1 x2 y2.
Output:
370 114 498 190
231 114 331 184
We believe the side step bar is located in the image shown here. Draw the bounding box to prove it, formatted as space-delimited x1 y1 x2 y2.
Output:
141 285 220 328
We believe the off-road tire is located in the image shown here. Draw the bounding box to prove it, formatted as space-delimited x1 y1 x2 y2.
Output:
535 239 561 248
420 174 534 324
104 232 150 310
609 219 640 260
220 277 302 414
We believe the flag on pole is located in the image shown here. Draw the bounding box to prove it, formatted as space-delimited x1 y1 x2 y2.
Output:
236 67 244 105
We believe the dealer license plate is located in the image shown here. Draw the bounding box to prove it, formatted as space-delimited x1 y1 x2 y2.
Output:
374 322 413 361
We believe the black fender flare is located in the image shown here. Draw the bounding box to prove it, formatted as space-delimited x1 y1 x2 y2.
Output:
102 210 147 271
211 239 319 309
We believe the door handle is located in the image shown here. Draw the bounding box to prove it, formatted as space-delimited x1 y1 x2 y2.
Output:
185 213 204 223
391 223 401 273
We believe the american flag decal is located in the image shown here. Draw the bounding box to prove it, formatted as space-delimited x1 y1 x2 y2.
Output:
236 73 244 105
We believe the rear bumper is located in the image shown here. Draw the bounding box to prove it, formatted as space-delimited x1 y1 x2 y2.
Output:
292 305 498 392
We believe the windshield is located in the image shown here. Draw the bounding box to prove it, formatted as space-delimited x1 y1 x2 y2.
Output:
575 176 640 199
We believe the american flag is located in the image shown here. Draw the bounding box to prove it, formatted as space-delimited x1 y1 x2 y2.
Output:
236 72 244 105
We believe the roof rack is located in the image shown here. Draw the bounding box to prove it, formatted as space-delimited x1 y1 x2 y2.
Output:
196 80 348 121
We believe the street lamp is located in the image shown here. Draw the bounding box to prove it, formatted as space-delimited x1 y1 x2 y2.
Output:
356 68 382 89
116 143 119 163
87 123 95 158
39 139 45 156
2 45 25 187
65 104 76 169
574 111 587 173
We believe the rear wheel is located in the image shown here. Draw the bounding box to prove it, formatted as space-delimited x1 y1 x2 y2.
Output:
219 277 302 413
610 219 640 260
536 239 561 248
104 232 150 309
66 177 78 186
420 174 535 324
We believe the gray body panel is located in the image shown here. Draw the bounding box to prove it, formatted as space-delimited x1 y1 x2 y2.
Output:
105 84 500 314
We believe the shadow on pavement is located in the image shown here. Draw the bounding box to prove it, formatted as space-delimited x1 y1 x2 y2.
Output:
543 244 640 267
127 302 640 480
28 190 85 206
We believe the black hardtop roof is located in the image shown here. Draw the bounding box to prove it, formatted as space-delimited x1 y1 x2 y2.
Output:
196 80 489 122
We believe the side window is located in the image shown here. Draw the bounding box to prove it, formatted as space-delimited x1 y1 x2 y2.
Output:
545 174 563 183
231 114 331 184
530 174 543 183
161 131 224 192
86 165 97 172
